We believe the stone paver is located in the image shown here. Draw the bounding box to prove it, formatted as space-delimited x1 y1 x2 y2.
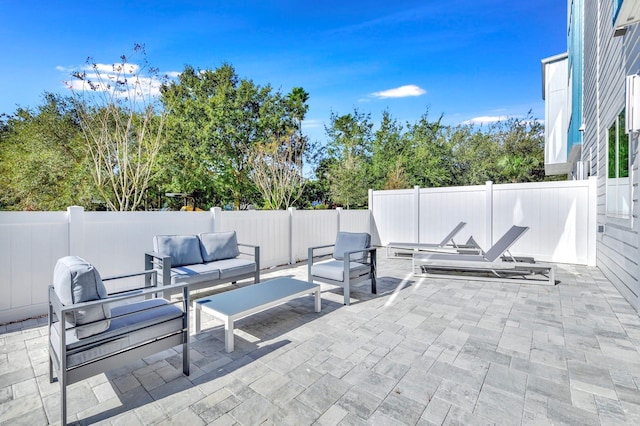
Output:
2 258 640 424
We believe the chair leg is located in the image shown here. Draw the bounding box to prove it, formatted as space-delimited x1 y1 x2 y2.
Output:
182 286 190 376
344 276 350 306
60 372 67 426
183 338 190 375
371 250 377 294
49 354 54 383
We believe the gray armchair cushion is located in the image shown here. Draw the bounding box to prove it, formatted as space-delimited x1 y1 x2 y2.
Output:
333 232 371 263
311 260 372 282
154 235 203 267
199 231 240 262
53 256 110 339
50 298 183 368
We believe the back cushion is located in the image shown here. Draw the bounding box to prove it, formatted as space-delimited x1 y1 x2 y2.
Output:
333 232 371 263
154 235 203 267
53 256 110 339
199 231 240 262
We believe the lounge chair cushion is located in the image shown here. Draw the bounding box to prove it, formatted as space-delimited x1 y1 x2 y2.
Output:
154 235 204 267
50 298 183 368
333 232 371 263
311 260 372 282
53 256 110 339
199 231 240 262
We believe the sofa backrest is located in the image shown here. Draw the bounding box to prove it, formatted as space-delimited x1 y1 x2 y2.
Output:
153 235 204 267
333 232 371 263
199 231 240 262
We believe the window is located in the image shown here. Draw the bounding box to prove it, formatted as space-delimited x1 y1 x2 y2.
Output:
606 109 631 217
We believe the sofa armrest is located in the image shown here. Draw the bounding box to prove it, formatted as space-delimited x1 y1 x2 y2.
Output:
238 243 260 283
145 251 172 287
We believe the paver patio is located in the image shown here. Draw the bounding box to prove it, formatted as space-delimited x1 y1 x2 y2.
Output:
2 256 640 425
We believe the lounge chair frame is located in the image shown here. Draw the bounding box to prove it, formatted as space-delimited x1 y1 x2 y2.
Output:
386 221 471 258
412 225 556 285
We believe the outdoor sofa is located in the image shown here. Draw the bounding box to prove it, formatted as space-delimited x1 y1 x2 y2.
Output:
145 231 260 298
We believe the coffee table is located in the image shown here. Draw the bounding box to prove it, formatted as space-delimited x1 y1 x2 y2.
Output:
193 277 321 352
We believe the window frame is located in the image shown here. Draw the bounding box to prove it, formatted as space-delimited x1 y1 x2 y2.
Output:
606 109 632 219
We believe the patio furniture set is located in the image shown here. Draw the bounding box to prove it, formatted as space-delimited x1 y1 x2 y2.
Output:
48 231 375 425
47 224 553 424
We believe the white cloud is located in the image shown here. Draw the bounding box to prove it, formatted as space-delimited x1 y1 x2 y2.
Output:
462 115 510 125
91 62 140 74
58 62 181 98
371 84 426 99
302 119 322 129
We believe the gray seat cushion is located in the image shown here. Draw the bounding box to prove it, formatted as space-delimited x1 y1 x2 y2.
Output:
154 235 204 267
311 260 371 282
199 231 240 262
53 256 110 339
211 258 257 280
169 263 221 285
50 298 183 368
333 232 371 263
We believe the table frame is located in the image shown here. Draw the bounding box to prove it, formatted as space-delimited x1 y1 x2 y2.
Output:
193 278 321 352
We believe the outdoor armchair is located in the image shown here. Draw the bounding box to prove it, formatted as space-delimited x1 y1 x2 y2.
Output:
308 232 377 305
48 256 190 425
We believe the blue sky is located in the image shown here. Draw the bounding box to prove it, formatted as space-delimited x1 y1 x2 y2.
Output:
0 0 566 144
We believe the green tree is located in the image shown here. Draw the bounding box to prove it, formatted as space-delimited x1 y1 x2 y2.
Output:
0 93 91 210
450 124 502 185
370 111 408 189
495 114 546 183
70 45 168 211
160 64 302 209
249 87 310 209
325 109 372 208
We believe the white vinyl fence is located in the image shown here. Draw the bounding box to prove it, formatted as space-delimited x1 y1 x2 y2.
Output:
1 179 597 323
0 207 370 323
370 178 597 266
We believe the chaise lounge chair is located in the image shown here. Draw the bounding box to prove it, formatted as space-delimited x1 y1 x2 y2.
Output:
386 221 472 258
412 225 556 285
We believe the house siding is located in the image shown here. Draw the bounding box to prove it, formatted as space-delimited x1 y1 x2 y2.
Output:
582 0 640 311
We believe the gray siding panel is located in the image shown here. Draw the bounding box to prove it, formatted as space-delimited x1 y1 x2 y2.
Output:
582 0 640 311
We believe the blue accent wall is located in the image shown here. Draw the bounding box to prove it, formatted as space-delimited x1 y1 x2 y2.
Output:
613 0 624 24
568 0 584 157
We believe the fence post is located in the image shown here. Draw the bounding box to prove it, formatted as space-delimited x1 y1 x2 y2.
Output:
288 207 296 264
211 207 222 232
336 207 342 232
368 189 379 246
587 176 597 266
67 206 85 256
485 181 493 249
414 185 420 243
